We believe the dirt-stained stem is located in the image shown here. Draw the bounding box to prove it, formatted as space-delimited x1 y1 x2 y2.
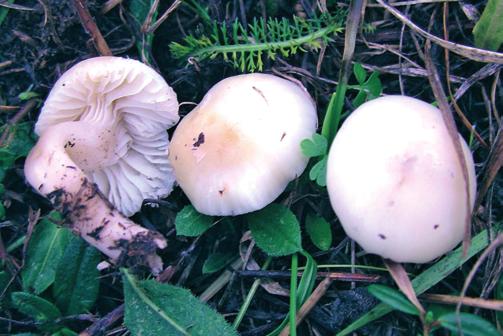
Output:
24 121 166 273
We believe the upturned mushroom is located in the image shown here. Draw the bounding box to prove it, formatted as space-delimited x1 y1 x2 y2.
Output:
326 96 476 263
24 56 179 272
169 73 318 216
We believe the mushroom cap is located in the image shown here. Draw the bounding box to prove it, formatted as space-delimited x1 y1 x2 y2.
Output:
35 56 179 216
169 73 318 216
326 96 476 263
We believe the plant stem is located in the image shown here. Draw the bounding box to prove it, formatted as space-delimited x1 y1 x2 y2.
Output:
289 253 298 336
232 257 272 329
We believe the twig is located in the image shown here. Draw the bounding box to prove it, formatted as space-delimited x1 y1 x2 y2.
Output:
424 39 473 257
143 0 183 33
278 277 333 336
453 64 502 102
72 0 112 56
422 294 503 311
236 270 380 282
100 0 123 14
376 0 503 64
79 304 124 336
0 99 37 146
456 234 503 315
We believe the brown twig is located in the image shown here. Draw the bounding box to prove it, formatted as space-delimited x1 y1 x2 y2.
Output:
456 233 503 315
143 0 183 34
79 304 124 336
376 0 503 63
422 294 503 311
72 0 112 56
278 277 333 336
423 39 473 257
0 99 38 146
236 270 381 282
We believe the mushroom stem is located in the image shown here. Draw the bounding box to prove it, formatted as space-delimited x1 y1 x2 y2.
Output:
24 121 166 273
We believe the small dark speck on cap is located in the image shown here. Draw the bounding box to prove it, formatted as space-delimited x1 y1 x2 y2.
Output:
378 234 386 240
434 224 439 230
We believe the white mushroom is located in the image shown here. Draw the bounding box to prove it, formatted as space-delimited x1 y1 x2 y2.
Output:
35 56 179 216
169 73 318 216
24 56 179 272
326 96 476 263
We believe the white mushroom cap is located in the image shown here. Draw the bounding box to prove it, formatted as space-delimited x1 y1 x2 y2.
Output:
326 96 476 263
35 57 179 216
169 73 318 216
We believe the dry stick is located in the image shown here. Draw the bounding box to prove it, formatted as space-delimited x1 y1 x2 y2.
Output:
422 294 503 311
384 260 425 316
0 99 37 146
442 3 487 148
100 0 123 14
456 234 503 317
72 0 112 56
79 304 125 336
375 0 503 64
144 0 183 33
278 277 333 336
423 40 473 257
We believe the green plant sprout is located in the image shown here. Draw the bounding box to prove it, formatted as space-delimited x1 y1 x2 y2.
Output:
170 12 345 72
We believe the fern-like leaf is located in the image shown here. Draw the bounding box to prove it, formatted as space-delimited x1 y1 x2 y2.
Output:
170 12 345 72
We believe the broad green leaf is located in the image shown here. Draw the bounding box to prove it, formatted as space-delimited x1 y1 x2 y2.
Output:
0 203 5 219
367 284 419 316
53 237 100 315
353 63 367 84
300 133 328 158
248 204 302 256
122 269 238 336
22 213 72 294
305 214 332 251
11 292 61 322
309 156 327 187
473 0 503 51
438 312 499 336
352 90 367 108
175 205 214 237
202 252 235 274
337 228 492 336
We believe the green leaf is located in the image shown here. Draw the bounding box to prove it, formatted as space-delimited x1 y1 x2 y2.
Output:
305 214 332 251
122 269 238 336
336 228 492 336
248 204 302 256
367 284 419 316
473 0 503 51
309 156 328 187
202 252 235 274
352 90 367 108
18 91 40 101
300 133 328 158
51 328 78 336
0 122 36 171
0 203 5 220
53 237 100 315
353 63 367 84
175 205 214 237
11 292 61 322
438 312 500 336
364 72 382 98
22 213 72 294
0 270 12 309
